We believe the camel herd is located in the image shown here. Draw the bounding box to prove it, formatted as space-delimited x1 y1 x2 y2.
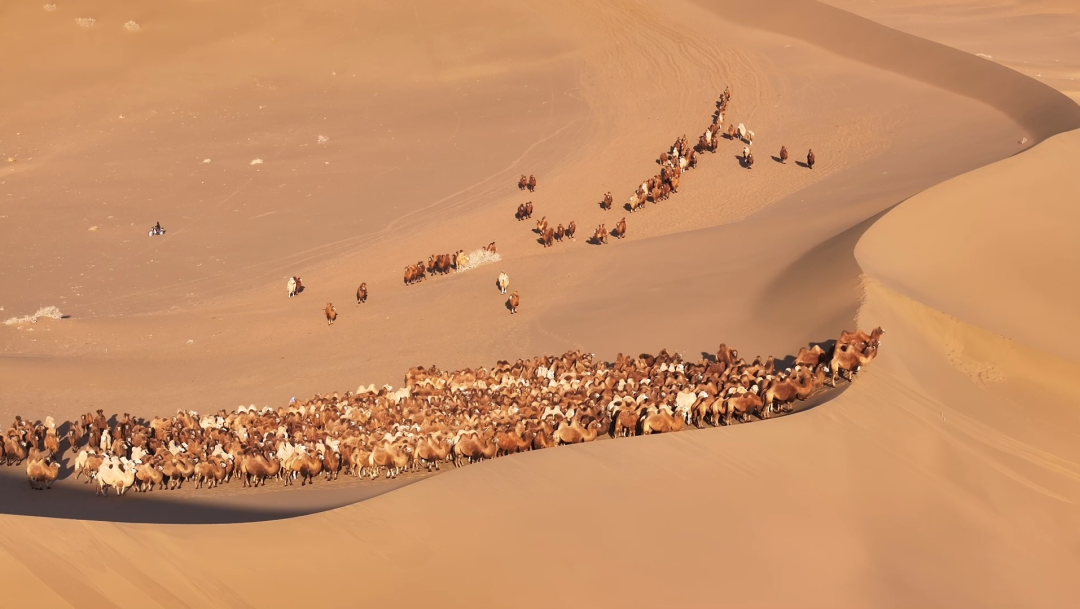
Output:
5 327 881 494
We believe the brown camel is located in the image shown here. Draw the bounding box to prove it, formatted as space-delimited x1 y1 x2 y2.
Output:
508 291 520 314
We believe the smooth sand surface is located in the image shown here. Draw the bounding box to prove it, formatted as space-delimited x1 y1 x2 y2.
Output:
2 0 1080 606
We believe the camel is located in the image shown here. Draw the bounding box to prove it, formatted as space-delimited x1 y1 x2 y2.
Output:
134 460 164 492
794 345 828 368
325 302 338 325
96 458 137 496
541 227 555 247
762 371 813 417
369 442 409 479
287 277 298 298
43 420 59 456
554 419 601 445
195 457 228 489
779 146 789 164
240 451 281 487
356 283 368 304
497 272 509 295
830 343 878 386
518 174 527 190
723 388 764 425
527 174 537 192
839 327 885 352
641 406 685 435
554 224 565 242
566 220 576 240
74 449 105 481
484 241 497 254
414 435 452 471
495 424 533 456
320 444 342 481
515 202 533 221
536 216 548 235
717 343 739 366
3 434 27 466
807 149 815 169
591 224 608 245
746 151 754 170
601 192 613 210
612 405 641 437
452 430 498 466
508 291 520 314
287 449 324 486
614 217 627 239
26 457 59 490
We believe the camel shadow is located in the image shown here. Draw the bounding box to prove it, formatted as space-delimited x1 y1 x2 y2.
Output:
771 156 786 164
795 161 810 168
735 155 749 169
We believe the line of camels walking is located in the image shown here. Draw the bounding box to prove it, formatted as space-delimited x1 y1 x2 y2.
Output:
286 85 819 323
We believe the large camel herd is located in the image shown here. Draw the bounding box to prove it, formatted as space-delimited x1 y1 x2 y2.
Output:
6 328 882 494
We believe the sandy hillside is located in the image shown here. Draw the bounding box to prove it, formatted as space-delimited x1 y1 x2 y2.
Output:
2 0 1080 606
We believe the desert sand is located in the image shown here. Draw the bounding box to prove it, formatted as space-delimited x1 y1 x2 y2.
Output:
2 0 1079 606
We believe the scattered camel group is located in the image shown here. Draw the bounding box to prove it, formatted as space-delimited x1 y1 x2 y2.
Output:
535 217 577 247
5 327 882 494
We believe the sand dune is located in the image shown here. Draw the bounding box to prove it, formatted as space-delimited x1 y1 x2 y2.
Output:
2 0 1080 606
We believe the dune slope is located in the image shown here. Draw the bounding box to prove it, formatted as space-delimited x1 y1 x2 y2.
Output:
2 0 1080 607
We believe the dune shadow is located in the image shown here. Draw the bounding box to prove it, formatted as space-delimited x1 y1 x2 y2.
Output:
753 207 894 338
0 469 425 524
